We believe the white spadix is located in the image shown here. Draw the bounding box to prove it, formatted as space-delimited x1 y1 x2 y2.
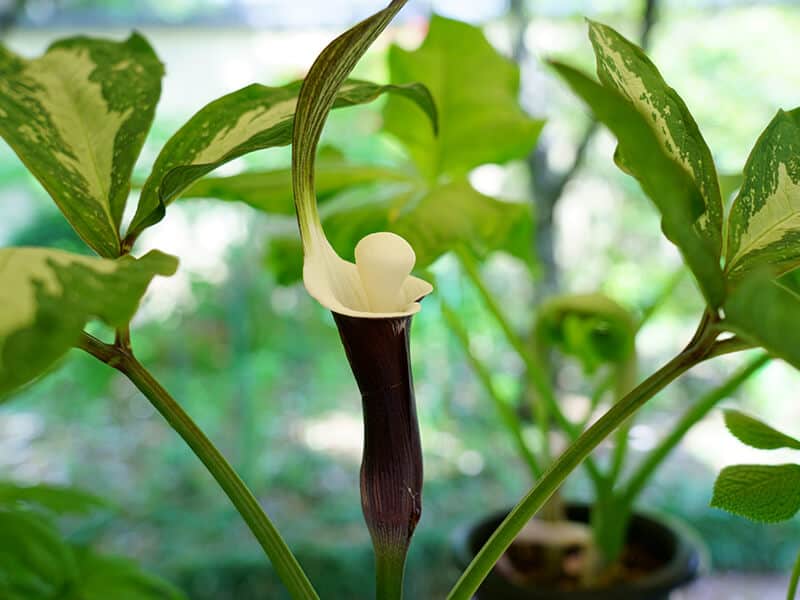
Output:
355 232 416 313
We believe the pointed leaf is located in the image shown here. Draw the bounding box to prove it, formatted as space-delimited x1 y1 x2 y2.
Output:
588 21 723 259
181 161 413 215
711 464 800 523
724 270 800 369
384 15 543 179
724 410 800 451
550 60 725 307
0 248 178 397
725 109 800 280
0 34 163 257
129 77 435 239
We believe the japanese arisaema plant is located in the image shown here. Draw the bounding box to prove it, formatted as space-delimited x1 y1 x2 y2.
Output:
290 1 435 598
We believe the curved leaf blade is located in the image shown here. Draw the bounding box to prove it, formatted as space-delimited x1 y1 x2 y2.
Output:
550 60 725 307
0 34 163 257
588 21 723 258
725 108 800 279
0 248 177 398
0 483 108 515
129 77 435 239
711 464 800 523
74 548 186 600
724 410 800 451
384 15 543 179
724 270 800 369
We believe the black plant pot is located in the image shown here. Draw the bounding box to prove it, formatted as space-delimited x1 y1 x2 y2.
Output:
453 503 707 600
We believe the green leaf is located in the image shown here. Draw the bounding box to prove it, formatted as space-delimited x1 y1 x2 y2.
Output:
719 172 743 205
181 160 413 215
0 483 108 515
383 15 543 179
711 464 800 523
724 270 800 369
724 410 800 451
129 78 435 240
725 109 800 280
550 60 725 307
0 248 177 398
0 509 78 598
73 548 186 600
0 34 163 257
587 21 723 260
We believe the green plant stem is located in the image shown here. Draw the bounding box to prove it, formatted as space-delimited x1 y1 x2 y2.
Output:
454 250 605 484
788 546 800 600
440 300 542 478
446 315 718 600
621 352 770 506
375 548 406 600
76 332 319 600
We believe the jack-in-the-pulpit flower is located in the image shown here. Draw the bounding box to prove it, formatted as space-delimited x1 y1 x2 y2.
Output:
289 1 434 597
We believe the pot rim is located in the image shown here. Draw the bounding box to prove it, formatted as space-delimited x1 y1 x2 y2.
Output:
451 502 710 598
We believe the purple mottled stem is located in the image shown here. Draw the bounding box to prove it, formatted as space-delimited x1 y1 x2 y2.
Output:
332 313 423 563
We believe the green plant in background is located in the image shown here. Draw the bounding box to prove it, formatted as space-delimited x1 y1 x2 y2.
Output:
0 481 183 599
712 411 800 599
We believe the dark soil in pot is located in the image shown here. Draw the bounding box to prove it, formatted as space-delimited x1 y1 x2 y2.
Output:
453 503 707 600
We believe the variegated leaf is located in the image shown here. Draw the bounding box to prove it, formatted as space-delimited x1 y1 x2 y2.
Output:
0 34 163 257
725 109 800 279
0 248 177 398
127 79 436 240
588 21 723 260
550 60 725 307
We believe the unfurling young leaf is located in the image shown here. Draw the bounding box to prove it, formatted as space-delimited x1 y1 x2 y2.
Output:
0 34 163 257
384 15 543 179
724 410 800 451
725 108 800 280
711 464 800 523
587 21 723 259
127 79 436 241
549 60 725 307
0 248 177 398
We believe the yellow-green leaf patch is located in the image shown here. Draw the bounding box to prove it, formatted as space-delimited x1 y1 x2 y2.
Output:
0 34 163 257
384 15 543 180
0 248 177 398
725 109 800 280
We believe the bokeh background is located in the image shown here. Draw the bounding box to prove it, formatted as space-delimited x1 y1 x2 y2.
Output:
2 0 800 598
